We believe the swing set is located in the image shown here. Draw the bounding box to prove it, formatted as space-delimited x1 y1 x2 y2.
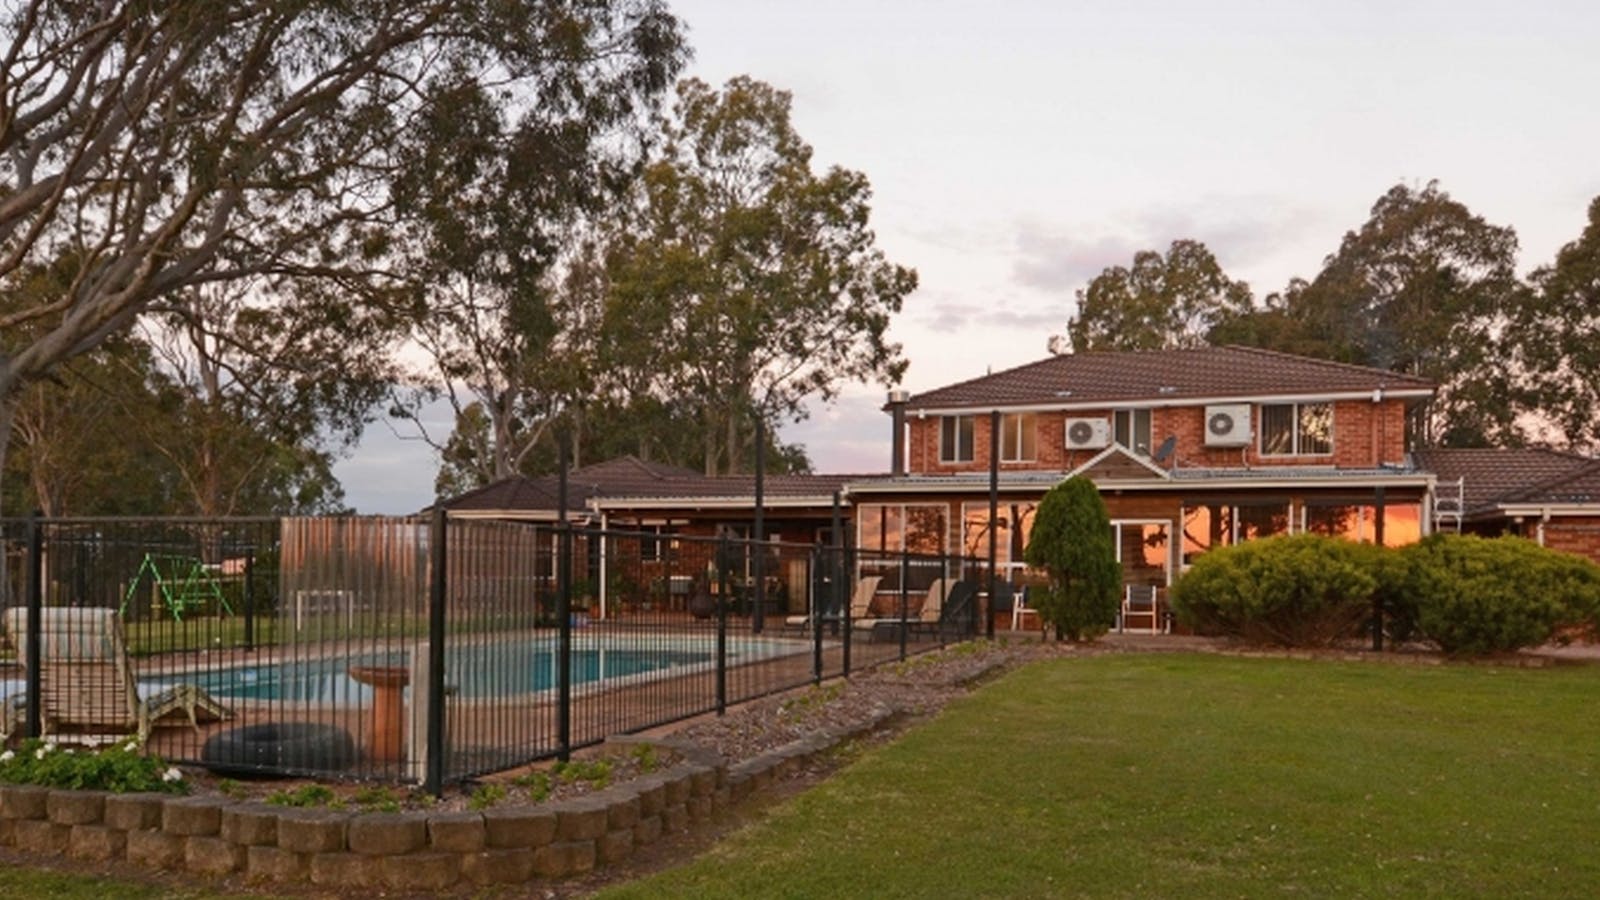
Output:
119 553 234 621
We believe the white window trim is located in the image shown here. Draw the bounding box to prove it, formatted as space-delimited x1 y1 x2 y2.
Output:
1113 408 1153 456
1000 413 1037 463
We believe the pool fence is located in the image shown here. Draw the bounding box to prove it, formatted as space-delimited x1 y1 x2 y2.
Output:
0 514 985 791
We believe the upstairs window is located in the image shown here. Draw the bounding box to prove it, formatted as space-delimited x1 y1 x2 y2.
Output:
1000 413 1037 462
939 415 975 463
1113 409 1152 455
1260 402 1333 456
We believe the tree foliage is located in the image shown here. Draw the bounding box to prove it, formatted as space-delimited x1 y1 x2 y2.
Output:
1520 196 1600 451
1225 182 1523 447
1067 239 1254 353
0 0 687 509
604 76 916 475
1022 476 1120 641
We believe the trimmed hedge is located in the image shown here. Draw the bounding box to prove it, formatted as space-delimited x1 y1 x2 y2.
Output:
1170 534 1386 647
1396 534 1600 656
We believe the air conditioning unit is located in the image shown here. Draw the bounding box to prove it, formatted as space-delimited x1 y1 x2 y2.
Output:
1204 404 1252 447
1064 417 1111 450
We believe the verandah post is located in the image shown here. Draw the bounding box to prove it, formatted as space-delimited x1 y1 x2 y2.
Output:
24 510 42 739
424 505 448 796
988 410 1000 640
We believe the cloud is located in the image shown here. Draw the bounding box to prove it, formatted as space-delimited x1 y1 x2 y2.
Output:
1010 199 1327 296
779 390 893 474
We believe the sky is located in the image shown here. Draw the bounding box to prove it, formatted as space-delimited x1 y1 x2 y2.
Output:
333 0 1600 513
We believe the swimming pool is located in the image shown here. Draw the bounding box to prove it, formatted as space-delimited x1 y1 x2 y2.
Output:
147 634 808 705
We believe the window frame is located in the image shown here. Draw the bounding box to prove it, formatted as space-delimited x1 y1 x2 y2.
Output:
938 414 976 464
1258 402 1335 457
1113 408 1153 455
1000 412 1037 462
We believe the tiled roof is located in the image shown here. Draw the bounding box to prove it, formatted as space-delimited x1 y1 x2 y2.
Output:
1412 448 1599 514
441 455 871 512
904 345 1434 411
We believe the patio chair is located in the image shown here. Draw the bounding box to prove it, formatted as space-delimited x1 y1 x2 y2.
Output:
784 575 882 632
2 607 232 746
1120 584 1164 634
853 578 948 640
1010 584 1044 633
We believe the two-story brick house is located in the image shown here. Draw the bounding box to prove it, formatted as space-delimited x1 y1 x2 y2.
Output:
843 346 1438 605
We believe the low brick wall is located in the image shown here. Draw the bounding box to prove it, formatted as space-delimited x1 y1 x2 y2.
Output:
0 715 887 891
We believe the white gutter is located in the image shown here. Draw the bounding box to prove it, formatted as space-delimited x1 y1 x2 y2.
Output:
589 495 842 511
844 473 1435 494
908 388 1433 417
1496 503 1600 518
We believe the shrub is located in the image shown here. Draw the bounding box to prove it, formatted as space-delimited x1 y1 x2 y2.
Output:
1398 534 1600 655
1022 477 1121 641
1170 534 1383 647
0 739 186 793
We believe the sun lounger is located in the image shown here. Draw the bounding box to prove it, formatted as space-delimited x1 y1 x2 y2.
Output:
2 607 232 746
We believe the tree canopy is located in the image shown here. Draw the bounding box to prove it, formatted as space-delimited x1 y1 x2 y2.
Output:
0 0 687 509
1067 239 1254 353
603 76 916 476
1520 196 1600 451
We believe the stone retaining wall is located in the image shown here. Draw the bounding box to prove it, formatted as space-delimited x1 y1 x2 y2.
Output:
0 715 888 891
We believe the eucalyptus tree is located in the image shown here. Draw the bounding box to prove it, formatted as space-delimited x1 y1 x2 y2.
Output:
0 0 687 509
1288 181 1524 447
605 76 917 476
1520 196 1600 450
1066 239 1254 353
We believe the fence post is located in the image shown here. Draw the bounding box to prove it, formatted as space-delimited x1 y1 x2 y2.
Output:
716 534 729 715
24 511 43 740
424 507 448 796
556 436 573 761
810 546 823 684
242 548 255 652
897 552 909 661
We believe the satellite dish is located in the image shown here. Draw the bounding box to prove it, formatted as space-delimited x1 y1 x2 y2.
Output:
1152 435 1177 465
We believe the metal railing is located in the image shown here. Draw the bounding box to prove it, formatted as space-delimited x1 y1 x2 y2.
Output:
0 514 982 791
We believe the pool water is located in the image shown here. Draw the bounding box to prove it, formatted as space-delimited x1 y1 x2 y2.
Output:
156 636 801 705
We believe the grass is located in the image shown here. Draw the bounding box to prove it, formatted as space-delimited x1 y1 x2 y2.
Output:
599 653 1600 899
0 865 288 900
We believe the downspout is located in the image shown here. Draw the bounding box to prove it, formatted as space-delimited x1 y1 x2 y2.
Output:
1371 387 1383 466
1536 507 1551 547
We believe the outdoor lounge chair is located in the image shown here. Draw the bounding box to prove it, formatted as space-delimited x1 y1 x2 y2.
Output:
2 607 232 746
1010 584 1043 632
853 578 948 639
784 575 882 632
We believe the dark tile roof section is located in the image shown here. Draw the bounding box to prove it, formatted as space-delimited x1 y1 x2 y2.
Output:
441 454 875 512
1412 448 1600 514
904 345 1435 411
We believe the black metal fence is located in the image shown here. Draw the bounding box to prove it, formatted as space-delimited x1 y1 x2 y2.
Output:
0 514 982 791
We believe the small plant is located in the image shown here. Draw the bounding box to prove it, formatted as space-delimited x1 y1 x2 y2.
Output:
351 785 403 813
513 769 552 802
553 758 614 788
780 682 843 715
217 778 247 800
0 739 187 794
468 783 508 810
266 784 337 807
629 743 661 774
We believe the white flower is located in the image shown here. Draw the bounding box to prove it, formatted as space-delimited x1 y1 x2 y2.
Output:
122 740 139 753
162 766 183 783
33 747 46 760
0 750 13 762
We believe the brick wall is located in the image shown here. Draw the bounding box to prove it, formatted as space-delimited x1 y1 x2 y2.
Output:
1541 517 1600 565
905 399 1412 475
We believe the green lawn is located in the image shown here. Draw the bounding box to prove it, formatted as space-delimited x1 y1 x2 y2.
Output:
601 653 1600 899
